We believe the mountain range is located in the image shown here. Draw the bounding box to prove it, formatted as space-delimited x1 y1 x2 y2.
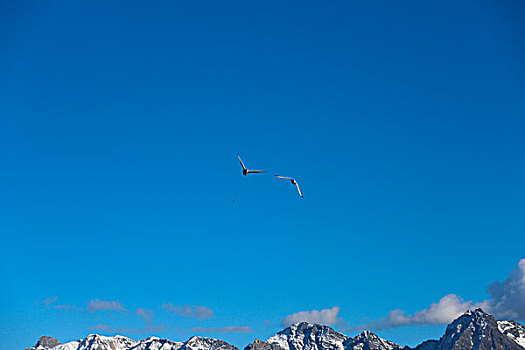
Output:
27 309 525 350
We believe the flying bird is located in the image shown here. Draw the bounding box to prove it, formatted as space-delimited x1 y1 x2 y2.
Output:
238 154 267 176
274 175 303 197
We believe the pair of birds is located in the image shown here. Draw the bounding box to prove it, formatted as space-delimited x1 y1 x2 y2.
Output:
237 154 303 198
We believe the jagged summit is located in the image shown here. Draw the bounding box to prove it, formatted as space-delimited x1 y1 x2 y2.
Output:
132 336 183 350
266 322 400 350
275 322 349 339
184 336 239 350
412 308 523 350
76 334 137 350
268 322 350 350
345 330 401 350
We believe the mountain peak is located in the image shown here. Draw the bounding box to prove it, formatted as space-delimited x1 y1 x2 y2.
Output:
268 323 349 350
77 334 137 350
267 323 402 350
29 336 60 350
355 330 379 339
136 336 183 350
289 323 335 331
413 309 523 350
345 330 401 350
445 308 494 334
245 339 284 350
185 335 239 350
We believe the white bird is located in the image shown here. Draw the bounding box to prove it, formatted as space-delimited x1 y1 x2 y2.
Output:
274 175 303 197
238 154 267 176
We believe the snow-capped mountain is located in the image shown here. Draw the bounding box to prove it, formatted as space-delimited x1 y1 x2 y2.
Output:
267 322 350 350
411 309 523 350
266 322 400 350
25 310 525 350
182 336 238 350
80 334 137 350
130 336 183 350
497 321 525 348
28 334 136 350
344 331 401 350
26 334 238 350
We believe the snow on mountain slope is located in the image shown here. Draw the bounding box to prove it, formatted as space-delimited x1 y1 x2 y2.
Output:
267 322 350 350
25 311 525 350
266 322 400 350
498 321 525 348
344 331 401 350
183 336 238 350
26 334 236 350
73 334 137 350
51 341 81 350
130 336 183 350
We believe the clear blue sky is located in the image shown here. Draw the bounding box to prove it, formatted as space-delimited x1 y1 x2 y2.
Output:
1 1 524 349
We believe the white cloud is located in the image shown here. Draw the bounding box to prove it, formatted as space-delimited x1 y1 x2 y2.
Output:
89 324 167 334
54 304 83 311
189 326 253 334
136 308 154 324
349 294 473 331
86 299 126 312
281 307 341 326
162 303 215 319
350 259 525 331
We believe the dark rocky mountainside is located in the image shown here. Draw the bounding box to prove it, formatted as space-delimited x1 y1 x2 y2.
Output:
410 309 523 350
26 336 60 350
245 339 285 350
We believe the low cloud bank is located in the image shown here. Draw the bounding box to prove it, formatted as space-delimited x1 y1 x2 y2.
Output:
348 259 525 331
348 294 473 331
282 259 525 331
87 299 126 312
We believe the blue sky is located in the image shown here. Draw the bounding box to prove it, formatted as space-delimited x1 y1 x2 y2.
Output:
1 1 525 349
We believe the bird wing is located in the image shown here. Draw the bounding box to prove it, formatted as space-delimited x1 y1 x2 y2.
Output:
247 170 267 173
274 175 293 180
294 181 303 197
237 154 247 170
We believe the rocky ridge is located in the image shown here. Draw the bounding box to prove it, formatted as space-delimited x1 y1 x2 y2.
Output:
26 309 525 350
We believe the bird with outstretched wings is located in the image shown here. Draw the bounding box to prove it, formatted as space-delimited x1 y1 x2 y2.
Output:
274 175 303 197
238 154 267 176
